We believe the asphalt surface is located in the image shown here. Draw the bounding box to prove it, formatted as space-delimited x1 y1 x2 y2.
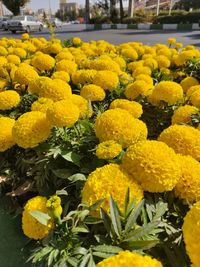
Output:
1 24 200 47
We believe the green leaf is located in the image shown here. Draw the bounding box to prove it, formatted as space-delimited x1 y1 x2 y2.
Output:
72 226 89 233
121 239 159 250
79 253 90 267
89 199 105 212
60 150 82 166
67 257 79 267
87 254 95 267
109 196 122 237
68 173 86 182
124 188 130 215
100 208 112 235
93 245 122 254
125 199 145 233
29 211 51 226
153 201 168 221
124 221 159 242
92 251 116 259
56 189 68 196
53 169 73 179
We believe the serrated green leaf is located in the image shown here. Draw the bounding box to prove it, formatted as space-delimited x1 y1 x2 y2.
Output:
53 169 73 179
153 201 168 221
124 188 130 215
93 251 116 259
89 199 105 212
125 221 159 242
67 257 79 267
29 210 51 226
68 173 86 182
109 196 122 237
93 245 122 254
48 250 55 266
79 253 90 267
125 199 145 233
100 208 112 235
72 226 89 233
87 254 96 267
60 150 82 166
121 239 159 250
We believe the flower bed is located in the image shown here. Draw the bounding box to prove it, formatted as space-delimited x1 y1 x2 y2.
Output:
1 34 200 267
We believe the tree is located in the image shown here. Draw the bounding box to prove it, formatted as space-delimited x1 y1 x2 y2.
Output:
174 0 200 11
2 0 30 16
85 0 90 23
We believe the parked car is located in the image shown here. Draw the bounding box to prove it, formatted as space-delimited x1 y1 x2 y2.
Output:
48 18 62 28
7 16 43 33
0 17 9 30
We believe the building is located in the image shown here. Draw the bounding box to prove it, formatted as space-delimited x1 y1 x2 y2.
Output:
0 1 3 16
59 0 80 17
134 0 171 10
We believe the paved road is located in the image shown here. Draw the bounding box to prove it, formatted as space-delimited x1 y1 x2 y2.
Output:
1 24 200 47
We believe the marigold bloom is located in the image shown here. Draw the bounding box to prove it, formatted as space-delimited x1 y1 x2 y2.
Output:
0 90 20 110
93 70 119 91
12 111 51 148
182 201 200 267
46 100 79 127
109 99 143 118
122 140 181 192
189 89 200 108
51 71 70 82
149 81 183 106
180 76 199 93
14 63 39 86
22 196 53 240
124 80 152 100
159 125 200 161
56 59 77 75
31 98 54 113
155 55 171 69
71 94 92 118
80 84 106 101
7 54 21 65
72 69 97 85
167 38 176 44
95 108 147 148
171 105 198 125
96 251 163 267
175 155 200 203
82 164 143 216
32 53 55 71
96 140 122 159
46 195 63 219
0 117 15 152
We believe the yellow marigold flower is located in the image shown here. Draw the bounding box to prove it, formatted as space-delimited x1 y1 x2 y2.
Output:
72 37 82 46
51 71 70 83
0 56 7 67
12 111 51 148
96 141 122 159
93 70 119 91
128 61 143 72
180 77 199 93
46 42 62 54
155 55 171 69
56 59 77 75
175 50 198 66
7 54 21 65
38 79 72 101
31 97 54 113
56 51 74 62
109 99 143 118
175 155 200 203
124 80 152 100
71 94 92 118
175 42 183 49
143 58 158 70
0 46 8 56
157 48 172 58
13 48 27 59
14 63 39 86
46 195 62 219
121 48 138 61
21 33 29 40
112 56 126 70
158 125 200 161
89 59 121 74
0 117 15 152
32 54 55 71
0 90 20 110
122 140 181 192
119 71 133 85
186 85 200 98
96 250 163 267
135 74 154 86
0 78 9 91
95 108 147 148
72 69 97 85
82 164 143 216
182 201 200 267
167 38 176 44
80 84 105 102
133 66 152 77
171 105 198 125
46 100 79 127
189 89 200 108
28 77 52 95
22 196 53 240
149 81 183 106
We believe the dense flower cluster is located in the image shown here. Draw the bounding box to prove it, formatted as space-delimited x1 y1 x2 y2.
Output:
82 164 143 216
96 140 122 159
95 108 147 148
96 251 163 267
122 140 181 192
182 201 200 267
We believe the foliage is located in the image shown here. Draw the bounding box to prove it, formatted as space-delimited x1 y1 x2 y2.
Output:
2 0 30 16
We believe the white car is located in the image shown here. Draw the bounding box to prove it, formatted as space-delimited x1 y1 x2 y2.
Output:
48 18 63 28
0 17 9 30
7 16 43 33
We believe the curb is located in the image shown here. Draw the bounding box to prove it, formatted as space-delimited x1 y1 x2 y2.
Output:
86 23 200 31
